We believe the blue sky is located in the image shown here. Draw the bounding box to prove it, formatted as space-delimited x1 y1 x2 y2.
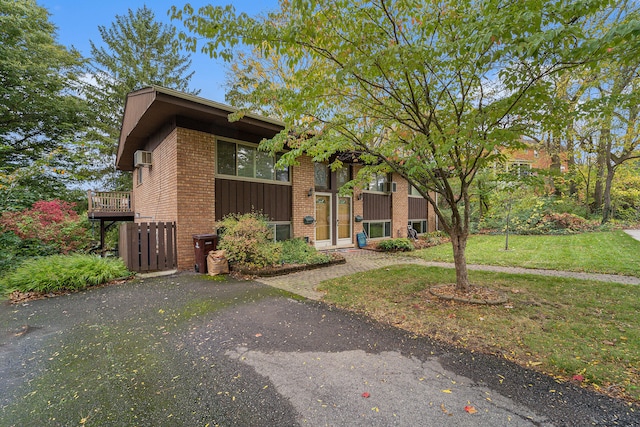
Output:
39 1 279 103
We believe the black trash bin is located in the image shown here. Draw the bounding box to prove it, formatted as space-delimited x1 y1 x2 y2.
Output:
193 234 218 273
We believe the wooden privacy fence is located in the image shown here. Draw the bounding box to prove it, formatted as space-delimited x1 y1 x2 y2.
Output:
119 222 177 273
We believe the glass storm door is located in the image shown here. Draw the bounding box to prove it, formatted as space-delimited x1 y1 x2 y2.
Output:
337 196 352 245
315 194 331 247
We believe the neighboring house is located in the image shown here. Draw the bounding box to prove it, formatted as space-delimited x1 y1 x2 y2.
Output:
502 139 569 177
98 86 435 270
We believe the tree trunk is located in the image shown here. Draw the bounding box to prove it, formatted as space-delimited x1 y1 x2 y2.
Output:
450 229 470 293
601 163 615 224
592 135 607 211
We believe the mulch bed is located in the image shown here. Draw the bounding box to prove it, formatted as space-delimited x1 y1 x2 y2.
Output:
429 283 508 305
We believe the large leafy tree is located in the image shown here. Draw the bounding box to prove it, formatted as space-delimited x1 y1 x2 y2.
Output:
0 0 90 204
174 0 624 292
84 6 198 189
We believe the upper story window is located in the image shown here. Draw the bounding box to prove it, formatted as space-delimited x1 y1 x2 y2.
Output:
367 173 389 193
336 166 350 188
409 185 423 197
314 163 329 189
217 139 289 182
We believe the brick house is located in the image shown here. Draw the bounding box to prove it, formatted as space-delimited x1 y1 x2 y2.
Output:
502 139 569 177
111 86 435 270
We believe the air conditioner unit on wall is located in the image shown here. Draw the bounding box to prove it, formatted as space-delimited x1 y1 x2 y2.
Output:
134 150 152 167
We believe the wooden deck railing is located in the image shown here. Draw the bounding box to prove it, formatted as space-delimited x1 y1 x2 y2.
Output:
88 190 133 213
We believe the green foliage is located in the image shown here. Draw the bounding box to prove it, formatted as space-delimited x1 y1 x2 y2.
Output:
479 189 597 235
0 200 93 274
82 6 198 189
377 238 414 252
0 0 90 186
0 255 130 295
611 162 640 222
278 238 330 264
217 212 280 268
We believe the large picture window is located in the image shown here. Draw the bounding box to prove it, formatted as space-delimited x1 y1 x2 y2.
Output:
363 221 391 239
217 139 289 182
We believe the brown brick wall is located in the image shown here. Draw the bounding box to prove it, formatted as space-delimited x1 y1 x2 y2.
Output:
175 128 216 269
391 173 409 238
291 155 316 243
352 164 364 239
132 128 179 225
427 193 437 233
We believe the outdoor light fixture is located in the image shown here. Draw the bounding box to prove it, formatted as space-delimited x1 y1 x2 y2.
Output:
357 193 363 200
308 188 313 197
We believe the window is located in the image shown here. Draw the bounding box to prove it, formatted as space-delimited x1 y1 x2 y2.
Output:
409 185 422 197
367 173 389 192
408 220 427 234
217 139 289 182
137 167 143 185
314 163 329 189
363 221 391 238
508 162 532 177
268 222 291 241
336 166 350 188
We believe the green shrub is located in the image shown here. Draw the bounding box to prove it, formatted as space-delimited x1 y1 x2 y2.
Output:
279 238 331 265
377 238 414 252
0 254 130 295
217 212 281 268
479 195 599 235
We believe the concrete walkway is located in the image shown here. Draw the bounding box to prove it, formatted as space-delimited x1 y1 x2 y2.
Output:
256 248 640 300
625 228 640 242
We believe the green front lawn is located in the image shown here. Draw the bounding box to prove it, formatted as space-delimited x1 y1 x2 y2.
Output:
412 231 640 277
318 265 640 402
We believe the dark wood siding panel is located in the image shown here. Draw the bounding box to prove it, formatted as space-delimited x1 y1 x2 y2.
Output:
215 178 291 221
363 193 392 220
408 197 428 219
215 179 229 220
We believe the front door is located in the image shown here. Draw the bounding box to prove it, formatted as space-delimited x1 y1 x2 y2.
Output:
337 196 352 245
315 194 332 247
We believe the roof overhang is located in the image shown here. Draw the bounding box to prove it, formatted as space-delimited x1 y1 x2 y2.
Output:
116 86 285 171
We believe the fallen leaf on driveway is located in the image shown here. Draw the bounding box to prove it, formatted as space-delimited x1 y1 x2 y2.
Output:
440 403 452 416
255 333 262 337
441 389 452 394
572 374 585 382
464 405 477 414
362 392 370 398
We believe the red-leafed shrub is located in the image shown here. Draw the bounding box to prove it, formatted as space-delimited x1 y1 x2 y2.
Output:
0 199 90 254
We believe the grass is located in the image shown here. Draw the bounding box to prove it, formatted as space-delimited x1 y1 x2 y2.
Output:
318 264 640 402
412 230 640 277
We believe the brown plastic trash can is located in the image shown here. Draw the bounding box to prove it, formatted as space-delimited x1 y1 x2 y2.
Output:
193 234 218 273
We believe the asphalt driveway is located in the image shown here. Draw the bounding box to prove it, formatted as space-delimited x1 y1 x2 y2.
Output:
0 273 637 426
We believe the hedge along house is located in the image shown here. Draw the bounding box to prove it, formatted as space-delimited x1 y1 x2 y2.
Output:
114 86 435 270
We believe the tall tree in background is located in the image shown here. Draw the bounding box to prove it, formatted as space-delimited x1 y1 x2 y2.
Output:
174 0 620 292
84 6 198 189
0 0 90 209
